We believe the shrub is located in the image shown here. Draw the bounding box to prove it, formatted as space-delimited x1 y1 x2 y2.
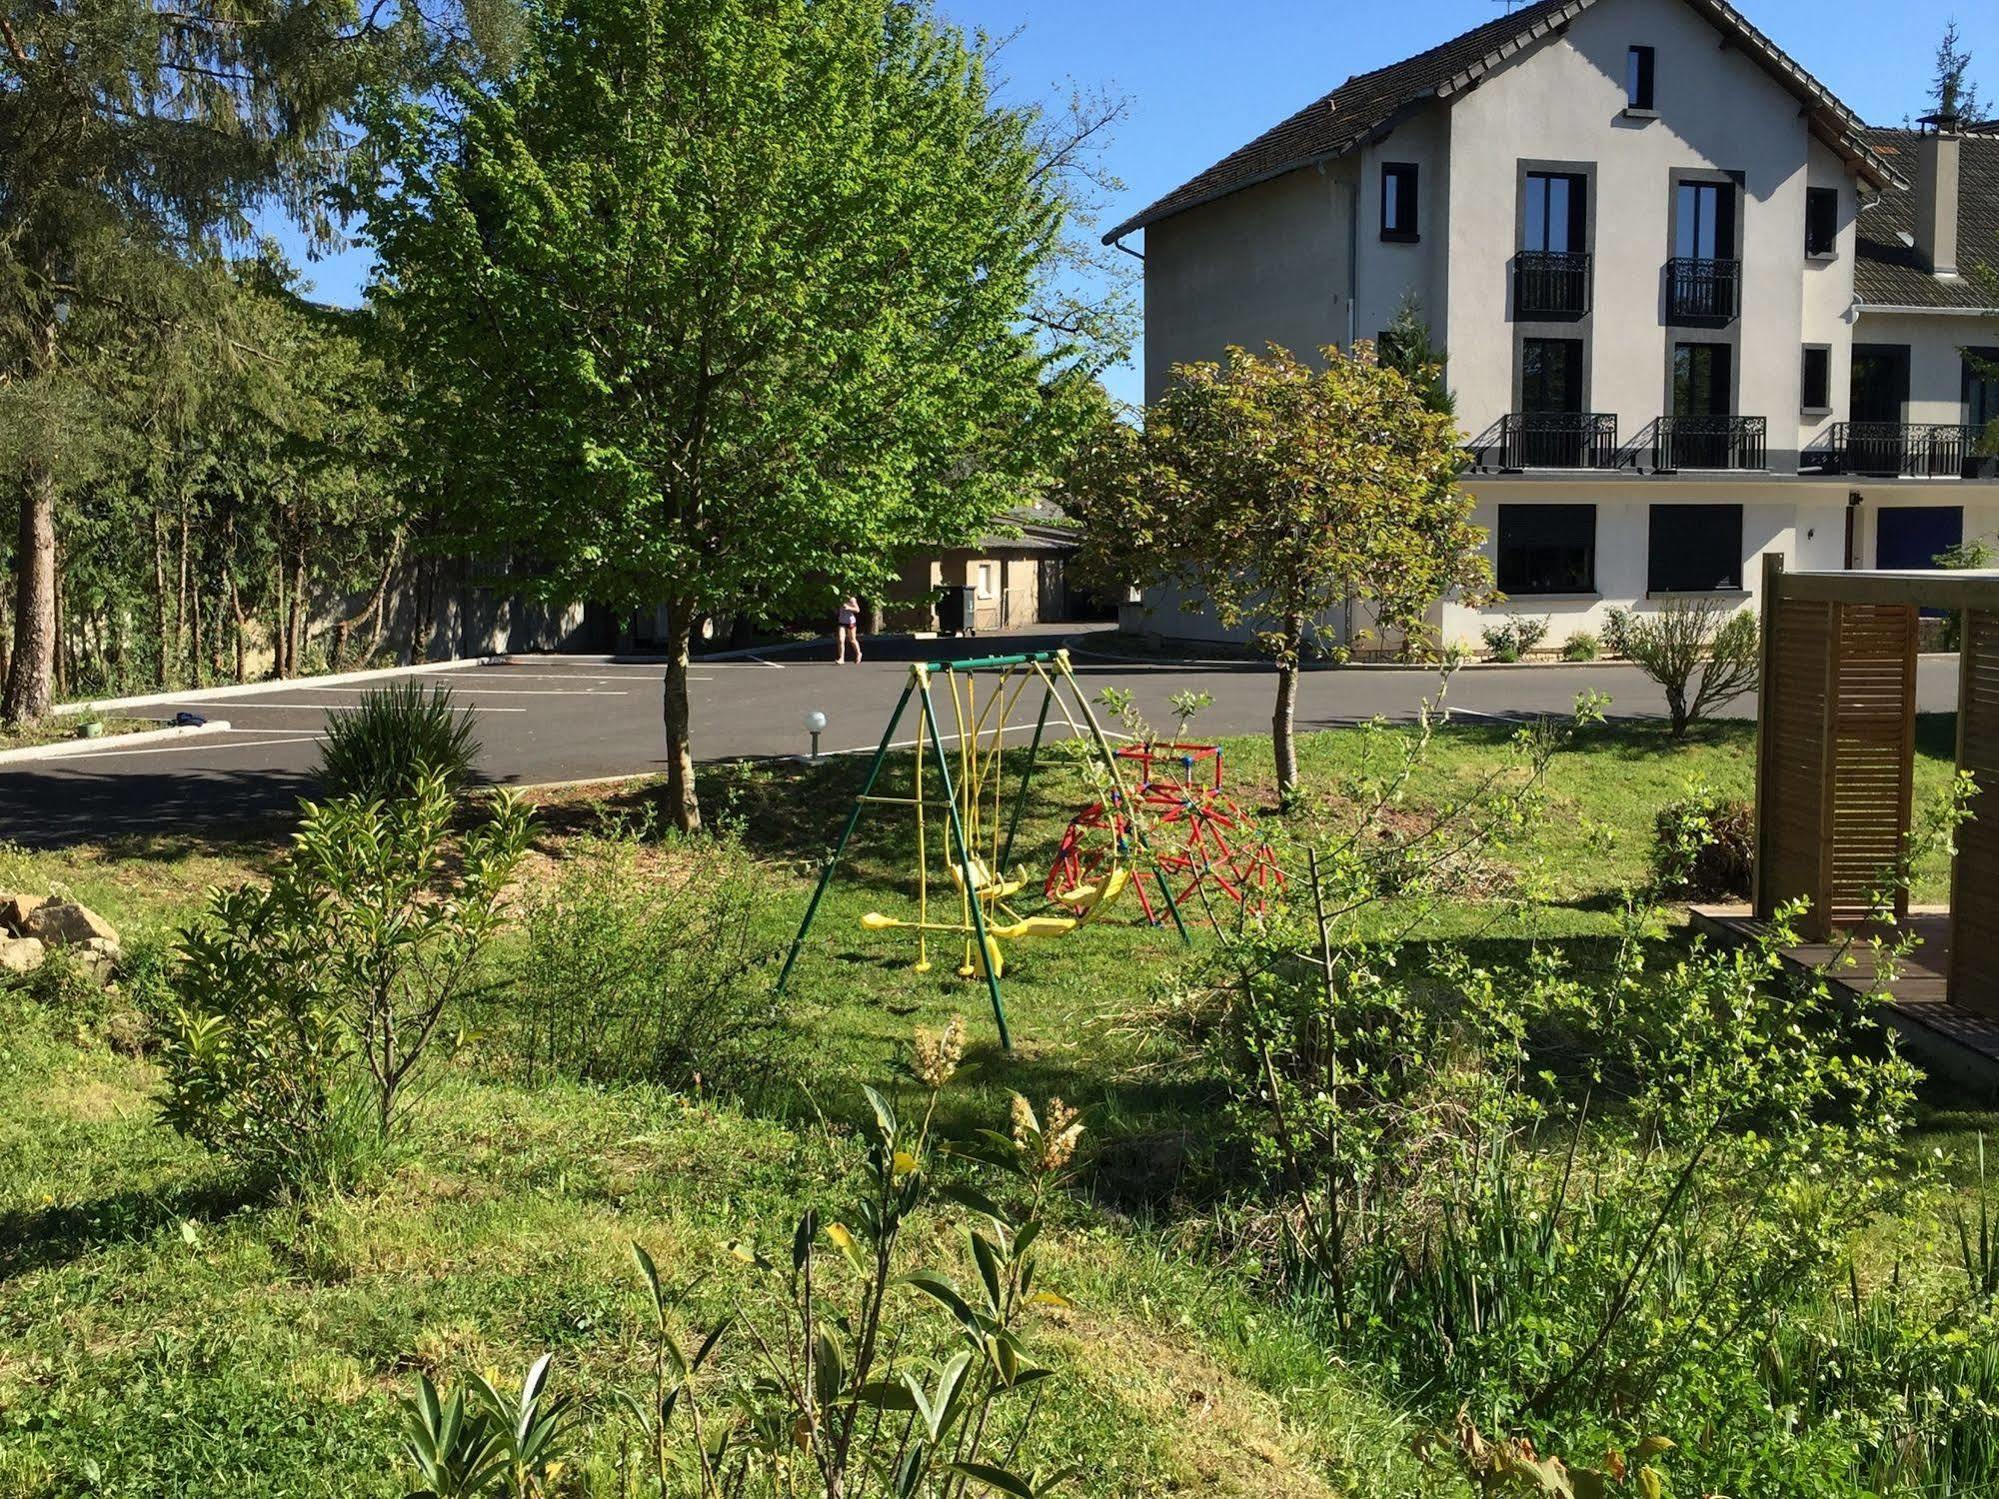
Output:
1137 699 1960 1498
1652 783 1754 897
1616 598 1758 737
152 773 532 1185
316 679 480 802
1601 605 1635 659
503 824 785 1093
1480 615 1550 663
398 1027 1081 1498
1561 630 1600 662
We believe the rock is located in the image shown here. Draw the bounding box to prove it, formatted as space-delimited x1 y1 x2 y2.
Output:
0 893 44 936
25 901 119 949
71 939 120 984
0 936 46 975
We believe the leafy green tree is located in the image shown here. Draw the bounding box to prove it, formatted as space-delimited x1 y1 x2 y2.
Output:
0 0 498 722
367 0 1101 831
1070 344 1489 799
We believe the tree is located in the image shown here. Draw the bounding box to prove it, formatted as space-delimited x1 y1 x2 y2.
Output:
1929 19 1986 124
1069 344 1490 800
369 0 1103 832
1605 598 1759 738
1379 295 1456 418
0 0 497 724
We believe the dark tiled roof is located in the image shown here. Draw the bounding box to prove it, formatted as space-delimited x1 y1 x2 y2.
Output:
1102 0 1583 242
1104 0 1894 243
1855 127 1999 310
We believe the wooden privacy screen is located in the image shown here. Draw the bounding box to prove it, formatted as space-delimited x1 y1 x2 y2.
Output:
1756 592 1917 941
1951 609 1999 1017
1757 595 1835 934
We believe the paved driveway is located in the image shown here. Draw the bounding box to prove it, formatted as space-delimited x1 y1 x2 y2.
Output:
0 623 1963 847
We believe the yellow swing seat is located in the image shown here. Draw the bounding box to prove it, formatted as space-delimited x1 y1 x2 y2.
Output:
1051 866 1130 922
948 857 1024 903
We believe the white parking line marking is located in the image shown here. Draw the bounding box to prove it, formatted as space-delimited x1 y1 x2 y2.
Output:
67 732 328 760
173 701 527 713
406 688 633 697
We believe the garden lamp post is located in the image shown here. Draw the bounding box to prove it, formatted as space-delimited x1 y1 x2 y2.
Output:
804 709 827 761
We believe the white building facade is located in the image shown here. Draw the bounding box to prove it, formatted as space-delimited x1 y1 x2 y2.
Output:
1108 0 1999 651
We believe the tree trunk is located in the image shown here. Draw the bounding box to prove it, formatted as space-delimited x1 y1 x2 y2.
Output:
51 557 67 700
151 511 170 687
229 570 247 683
272 551 289 677
175 499 189 678
661 598 702 834
1271 614 1306 804
1667 685 1690 739
288 548 308 675
3 306 59 725
2 458 58 724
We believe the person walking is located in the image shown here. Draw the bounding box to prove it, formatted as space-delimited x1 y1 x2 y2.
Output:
835 594 863 664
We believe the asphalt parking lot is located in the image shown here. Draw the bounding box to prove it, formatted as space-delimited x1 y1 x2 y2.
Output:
0 623 1964 847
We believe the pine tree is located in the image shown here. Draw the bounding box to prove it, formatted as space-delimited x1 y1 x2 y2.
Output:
0 0 494 722
1929 19 1986 124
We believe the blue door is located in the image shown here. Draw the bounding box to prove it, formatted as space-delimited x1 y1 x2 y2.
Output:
1876 506 1963 570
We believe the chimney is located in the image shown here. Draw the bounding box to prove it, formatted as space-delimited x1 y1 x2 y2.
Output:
1915 110 1962 276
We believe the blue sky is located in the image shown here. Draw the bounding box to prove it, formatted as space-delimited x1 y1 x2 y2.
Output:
273 0 1994 407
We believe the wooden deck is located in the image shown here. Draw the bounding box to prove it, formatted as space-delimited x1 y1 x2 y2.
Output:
1690 905 1999 1089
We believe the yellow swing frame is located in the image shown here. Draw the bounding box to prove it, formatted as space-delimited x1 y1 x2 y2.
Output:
774 649 1189 1049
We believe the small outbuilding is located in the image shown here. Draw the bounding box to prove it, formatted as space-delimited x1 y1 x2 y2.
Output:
1698 553 1999 1082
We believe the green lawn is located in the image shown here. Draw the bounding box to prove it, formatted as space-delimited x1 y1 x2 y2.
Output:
0 716 1988 1497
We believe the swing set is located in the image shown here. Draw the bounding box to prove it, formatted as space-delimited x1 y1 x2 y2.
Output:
774 649 1188 1050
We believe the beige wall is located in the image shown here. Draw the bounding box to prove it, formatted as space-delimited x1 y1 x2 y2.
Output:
1438 480 1856 649
1142 164 1353 402
1799 138 1859 452
1848 310 1999 425
1354 104 1450 347
1445 0 1827 457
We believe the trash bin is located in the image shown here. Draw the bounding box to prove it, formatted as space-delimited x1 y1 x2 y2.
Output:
936 584 978 636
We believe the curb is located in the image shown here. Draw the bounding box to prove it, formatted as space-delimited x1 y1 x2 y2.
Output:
1066 635 1963 672
56 657 505 716
0 720 234 767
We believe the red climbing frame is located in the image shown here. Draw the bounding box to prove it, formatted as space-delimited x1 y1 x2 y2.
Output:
1046 743 1284 925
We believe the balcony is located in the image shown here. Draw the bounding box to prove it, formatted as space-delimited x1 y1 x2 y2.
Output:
1465 413 1620 471
1513 251 1591 317
1809 423 1997 479
1648 415 1768 472
1665 256 1740 321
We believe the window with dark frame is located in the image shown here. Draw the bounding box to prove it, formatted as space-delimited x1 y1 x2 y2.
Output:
1381 162 1419 241
1626 46 1656 110
1805 187 1839 257
1497 505 1596 596
1523 172 1587 253
1675 180 1735 260
1520 338 1585 413
1673 343 1731 417
1802 346 1832 412
1647 504 1743 593
1964 348 1999 432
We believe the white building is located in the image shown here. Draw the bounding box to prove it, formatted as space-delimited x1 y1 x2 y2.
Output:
1106 0 1999 651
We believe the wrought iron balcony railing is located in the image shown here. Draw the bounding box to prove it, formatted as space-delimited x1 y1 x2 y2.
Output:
1513 251 1592 317
1464 412 1620 471
1649 415 1768 472
1813 422 1994 479
1665 256 1741 321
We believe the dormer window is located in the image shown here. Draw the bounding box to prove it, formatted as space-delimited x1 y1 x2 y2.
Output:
1626 46 1656 111
1381 162 1419 242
